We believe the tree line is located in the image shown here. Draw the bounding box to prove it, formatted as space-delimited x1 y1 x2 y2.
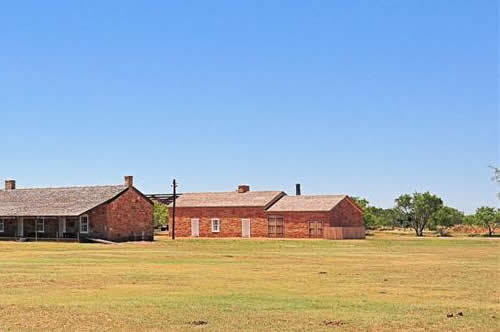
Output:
353 193 499 237
353 166 499 237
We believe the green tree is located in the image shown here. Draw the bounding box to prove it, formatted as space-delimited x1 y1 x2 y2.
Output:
352 197 369 210
431 206 464 228
490 165 500 199
352 197 372 228
394 194 414 229
475 206 499 236
352 197 397 229
463 214 477 226
395 192 443 236
153 202 169 228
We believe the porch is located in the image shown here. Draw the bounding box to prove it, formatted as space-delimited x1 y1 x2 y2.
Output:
0 216 86 241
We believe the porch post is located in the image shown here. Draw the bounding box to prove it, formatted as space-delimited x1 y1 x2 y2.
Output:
58 217 66 239
17 217 24 238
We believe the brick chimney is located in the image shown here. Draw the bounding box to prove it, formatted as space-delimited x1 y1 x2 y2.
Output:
5 180 16 190
238 184 250 193
124 176 133 187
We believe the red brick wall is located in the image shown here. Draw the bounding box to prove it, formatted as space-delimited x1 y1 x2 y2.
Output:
87 204 107 238
103 188 154 242
168 197 364 239
266 211 331 238
329 198 364 227
169 206 269 238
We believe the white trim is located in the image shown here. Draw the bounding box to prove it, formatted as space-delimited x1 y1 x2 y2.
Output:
211 218 220 233
0 219 4 233
80 215 89 234
36 219 45 233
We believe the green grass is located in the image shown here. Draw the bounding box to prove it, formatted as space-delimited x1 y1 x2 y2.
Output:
0 233 498 331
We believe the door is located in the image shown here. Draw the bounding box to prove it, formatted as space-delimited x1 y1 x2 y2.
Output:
191 219 200 237
268 216 284 238
241 219 251 238
309 221 323 238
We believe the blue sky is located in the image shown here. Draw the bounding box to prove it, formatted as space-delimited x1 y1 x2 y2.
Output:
0 1 497 213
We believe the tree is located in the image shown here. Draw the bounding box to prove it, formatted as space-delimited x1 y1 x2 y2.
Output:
463 214 477 226
394 194 414 230
352 197 373 228
475 206 499 236
153 202 169 228
489 165 500 199
352 197 399 229
394 192 443 236
431 206 464 228
352 197 382 229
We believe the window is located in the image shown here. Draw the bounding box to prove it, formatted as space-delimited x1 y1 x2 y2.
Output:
80 215 89 234
0 219 4 232
309 221 323 238
211 218 220 233
36 219 45 233
268 216 284 237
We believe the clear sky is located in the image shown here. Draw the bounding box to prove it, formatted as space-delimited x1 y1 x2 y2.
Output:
0 1 498 213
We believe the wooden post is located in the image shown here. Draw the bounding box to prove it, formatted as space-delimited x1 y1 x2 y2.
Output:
172 179 177 240
35 218 38 242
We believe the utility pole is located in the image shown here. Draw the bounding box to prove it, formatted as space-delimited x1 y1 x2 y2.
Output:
171 179 177 240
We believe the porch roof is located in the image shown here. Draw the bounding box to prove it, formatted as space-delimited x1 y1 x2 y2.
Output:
0 185 128 217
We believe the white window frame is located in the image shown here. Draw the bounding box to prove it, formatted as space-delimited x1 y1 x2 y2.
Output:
0 219 4 233
80 215 89 234
36 219 45 233
211 218 220 233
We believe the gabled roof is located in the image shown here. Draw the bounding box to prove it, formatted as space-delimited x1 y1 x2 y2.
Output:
0 185 129 217
171 191 285 208
266 195 349 212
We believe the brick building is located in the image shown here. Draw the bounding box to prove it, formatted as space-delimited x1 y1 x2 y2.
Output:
168 185 364 239
0 176 154 242
266 195 365 239
169 185 285 238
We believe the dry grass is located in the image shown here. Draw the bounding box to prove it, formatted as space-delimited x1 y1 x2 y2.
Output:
0 232 498 331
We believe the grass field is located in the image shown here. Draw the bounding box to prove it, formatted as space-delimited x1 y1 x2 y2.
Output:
0 233 498 331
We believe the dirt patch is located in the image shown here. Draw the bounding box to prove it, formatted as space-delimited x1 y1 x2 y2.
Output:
323 320 346 327
447 312 464 318
191 320 208 326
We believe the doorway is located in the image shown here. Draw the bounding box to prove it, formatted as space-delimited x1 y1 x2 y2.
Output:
241 219 251 238
191 219 200 237
309 221 323 238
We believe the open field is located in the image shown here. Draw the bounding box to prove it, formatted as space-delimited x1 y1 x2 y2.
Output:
0 233 498 331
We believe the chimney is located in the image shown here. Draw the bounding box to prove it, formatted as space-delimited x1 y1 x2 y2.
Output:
124 176 133 187
238 184 250 193
5 180 16 190
296 183 301 196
